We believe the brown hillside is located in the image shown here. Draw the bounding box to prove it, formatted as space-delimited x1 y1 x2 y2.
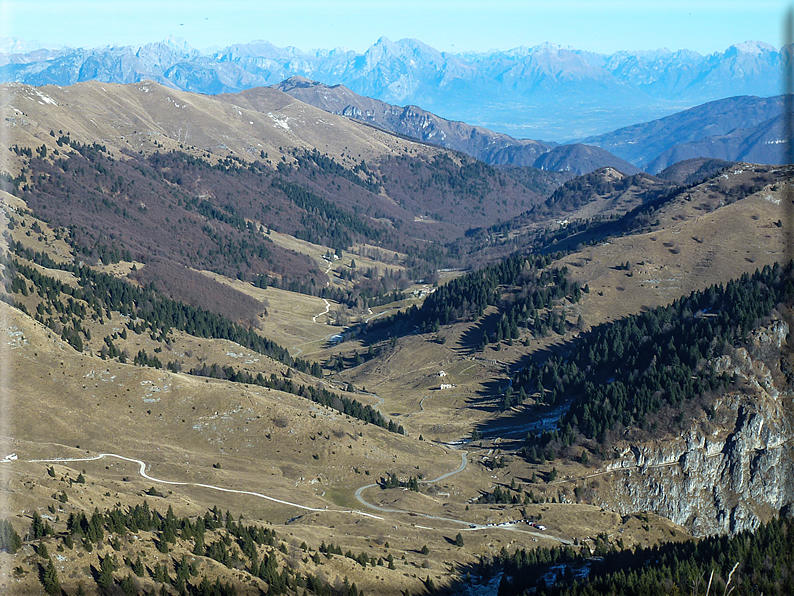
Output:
1 80 440 173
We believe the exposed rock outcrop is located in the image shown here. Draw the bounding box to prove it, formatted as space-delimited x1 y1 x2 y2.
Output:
604 319 794 536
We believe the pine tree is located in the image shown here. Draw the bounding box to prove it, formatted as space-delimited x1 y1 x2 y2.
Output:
120 574 137 596
132 555 144 577
96 553 116 589
153 561 167 584
40 560 60 595
0 520 22 553
31 511 45 539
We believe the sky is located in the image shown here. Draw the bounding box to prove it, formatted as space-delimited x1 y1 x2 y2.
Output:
0 0 791 55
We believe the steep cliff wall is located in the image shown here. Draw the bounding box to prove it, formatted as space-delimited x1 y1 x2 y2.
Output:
602 319 794 536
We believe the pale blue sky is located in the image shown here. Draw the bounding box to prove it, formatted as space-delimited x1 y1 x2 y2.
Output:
1 0 790 55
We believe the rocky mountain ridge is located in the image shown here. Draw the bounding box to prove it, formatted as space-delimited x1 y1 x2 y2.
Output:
275 76 638 175
275 75 552 161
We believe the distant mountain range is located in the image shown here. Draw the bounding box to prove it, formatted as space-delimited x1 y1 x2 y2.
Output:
584 95 787 172
0 36 787 140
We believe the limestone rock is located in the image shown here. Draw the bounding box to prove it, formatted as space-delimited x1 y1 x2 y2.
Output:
605 319 793 536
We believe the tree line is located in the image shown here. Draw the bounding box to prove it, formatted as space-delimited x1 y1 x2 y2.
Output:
25 497 372 596
292 148 381 194
496 514 794 595
514 262 793 444
188 364 401 433
272 177 387 252
8 245 322 376
363 251 577 341
8 247 404 432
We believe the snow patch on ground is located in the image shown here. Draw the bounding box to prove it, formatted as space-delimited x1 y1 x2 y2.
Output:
267 112 291 131
5 326 27 349
166 96 188 109
139 379 170 403
34 90 57 105
226 351 260 364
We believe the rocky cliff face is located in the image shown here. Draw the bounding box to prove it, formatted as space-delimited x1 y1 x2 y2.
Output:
603 319 794 536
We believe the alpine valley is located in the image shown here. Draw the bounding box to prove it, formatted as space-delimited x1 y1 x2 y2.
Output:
0 35 792 596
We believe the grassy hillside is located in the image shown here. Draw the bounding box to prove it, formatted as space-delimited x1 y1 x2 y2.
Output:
1 81 792 595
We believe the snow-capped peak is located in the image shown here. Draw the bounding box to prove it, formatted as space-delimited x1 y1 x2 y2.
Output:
731 40 777 55
0 35 61 54
162 35 197 54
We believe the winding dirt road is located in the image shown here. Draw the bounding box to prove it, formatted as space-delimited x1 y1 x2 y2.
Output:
23 447 567 541
290 299 336 356
353 450 467 517
22 440 574 543
364 308 394 323
28 453 381 520
312 299 331 324
352 449 571 543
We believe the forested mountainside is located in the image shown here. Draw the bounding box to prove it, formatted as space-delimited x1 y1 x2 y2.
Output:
2 79 571 312
496 515 794 595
